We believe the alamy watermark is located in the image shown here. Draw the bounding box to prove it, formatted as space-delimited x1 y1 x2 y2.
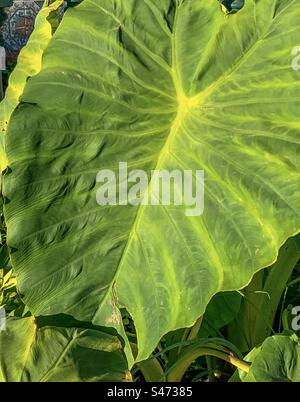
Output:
96 162 205 217
0 307 6 331
291 46 300 71
292 306 300 331
287 48 300 331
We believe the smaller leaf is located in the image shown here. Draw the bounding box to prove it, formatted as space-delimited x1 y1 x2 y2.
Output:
0 317 129 382
231 333 300 382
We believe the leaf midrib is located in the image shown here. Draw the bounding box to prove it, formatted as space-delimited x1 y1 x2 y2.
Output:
91 0 186 326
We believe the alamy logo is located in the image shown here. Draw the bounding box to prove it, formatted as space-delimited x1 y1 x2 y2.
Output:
291 306 300 331
292 46 300 71
96 162 205 217
0 307 6 331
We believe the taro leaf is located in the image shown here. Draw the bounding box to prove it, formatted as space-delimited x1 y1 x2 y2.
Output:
3 0 300 362
231 333 300 382
0 0 63 171
0 316 129 382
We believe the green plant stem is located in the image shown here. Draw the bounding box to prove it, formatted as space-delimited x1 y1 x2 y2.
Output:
187 316 203 341
227 270 264 352
205 356 215 382
131 343 164 382
166 329 188 366
252 238 300 345
167 316 203 365
281 305 293 331
166 346 250 382
228 237 300 351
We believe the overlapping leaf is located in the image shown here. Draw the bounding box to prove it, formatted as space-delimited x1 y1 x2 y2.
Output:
0 316 129 382
199 292 242 337
0 0 63 170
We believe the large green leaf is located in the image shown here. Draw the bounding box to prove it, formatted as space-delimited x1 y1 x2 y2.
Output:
0 0 63 171
231 333 300 382
0 316 129 382
3 0 300 362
